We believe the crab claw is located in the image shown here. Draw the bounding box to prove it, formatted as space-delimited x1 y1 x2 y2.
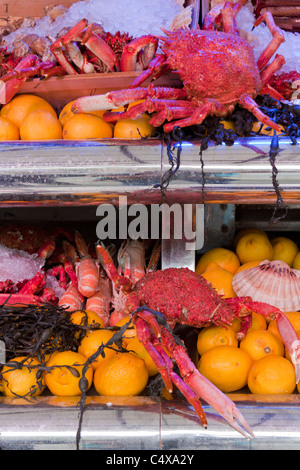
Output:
173 348 255 439
276 313 300 383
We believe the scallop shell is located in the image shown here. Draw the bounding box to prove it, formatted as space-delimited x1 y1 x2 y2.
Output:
232 260 300 312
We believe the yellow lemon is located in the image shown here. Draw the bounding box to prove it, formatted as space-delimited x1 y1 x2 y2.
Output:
196 247 240 275
252 121 285 135
113 114 154 139
233 228 268 248
235 233 273 264
270 236 299 267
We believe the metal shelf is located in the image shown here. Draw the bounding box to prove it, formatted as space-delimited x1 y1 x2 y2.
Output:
0 136 299 206
1 394 300 450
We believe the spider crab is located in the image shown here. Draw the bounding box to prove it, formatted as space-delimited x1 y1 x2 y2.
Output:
72 1 286 133
96 243 300 440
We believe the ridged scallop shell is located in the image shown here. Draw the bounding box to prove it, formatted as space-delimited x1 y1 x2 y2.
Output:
232 260 300 312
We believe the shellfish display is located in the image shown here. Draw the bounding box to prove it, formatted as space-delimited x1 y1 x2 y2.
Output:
232 260 300 312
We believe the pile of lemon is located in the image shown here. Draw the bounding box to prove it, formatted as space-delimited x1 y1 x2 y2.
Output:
0 310 157 399
195 228 300 395
0 94 155 141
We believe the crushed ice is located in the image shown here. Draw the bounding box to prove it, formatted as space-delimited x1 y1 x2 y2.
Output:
236 3 300 74
0 244 45 283
2 0 183 48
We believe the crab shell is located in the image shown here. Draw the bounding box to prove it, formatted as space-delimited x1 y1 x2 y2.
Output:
135 267 237 327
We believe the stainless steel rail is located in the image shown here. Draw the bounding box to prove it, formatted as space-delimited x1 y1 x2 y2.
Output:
0 136 299 206
0 395 300 450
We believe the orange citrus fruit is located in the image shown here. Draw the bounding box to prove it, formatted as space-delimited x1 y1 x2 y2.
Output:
0 116 19 140
196 325 238 356
2 356 45 397
78 328 119 370
248 355 296 394
235 233 273 264
20 109 62 140
196 247 240 275
115 315 136 345
70 310 105 329
229 312 267 335
268 312 300 340
220 120 236 131
59 100 108 127
93 352 149 396
233 228 268 248
292 251 300 270
63 113 113 139
1 94 57 128
252 121 285 135
198 346 253 393
125 336 159 376
45 350 93 396
234 260 262 275
113 114 154 139
240 329 284 362
270 236 299 267
201 263 236 298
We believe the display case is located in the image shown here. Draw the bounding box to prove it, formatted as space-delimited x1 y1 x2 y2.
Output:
0 0 300 451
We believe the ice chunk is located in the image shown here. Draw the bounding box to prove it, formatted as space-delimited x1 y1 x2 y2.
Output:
45 274 66 299
236 3 300 74
0 244 45 283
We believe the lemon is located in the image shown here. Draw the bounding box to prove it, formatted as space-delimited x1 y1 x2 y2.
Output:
196 247 240 275
233 228 268 248
235 233 273 264
270 236 299 267
113 114 154 139
252 121 285 135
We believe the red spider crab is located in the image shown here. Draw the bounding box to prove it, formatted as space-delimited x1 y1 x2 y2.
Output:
72 1 286 133
96 243 300 439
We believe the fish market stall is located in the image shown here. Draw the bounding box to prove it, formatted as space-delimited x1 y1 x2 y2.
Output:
0 0 300 451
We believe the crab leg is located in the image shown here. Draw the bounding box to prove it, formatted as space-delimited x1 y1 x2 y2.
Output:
163 99 227 133
276 313 300 383
71 85 187 113
0 54 38 103
0 293 43 306
120 35 158 72
129 54 168 88
255 11 285 72
133 311 254 439
103 98 195 123
239 94 283 132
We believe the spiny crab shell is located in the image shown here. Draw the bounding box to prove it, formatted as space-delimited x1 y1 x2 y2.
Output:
160 28 261 109
135 267 237 327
